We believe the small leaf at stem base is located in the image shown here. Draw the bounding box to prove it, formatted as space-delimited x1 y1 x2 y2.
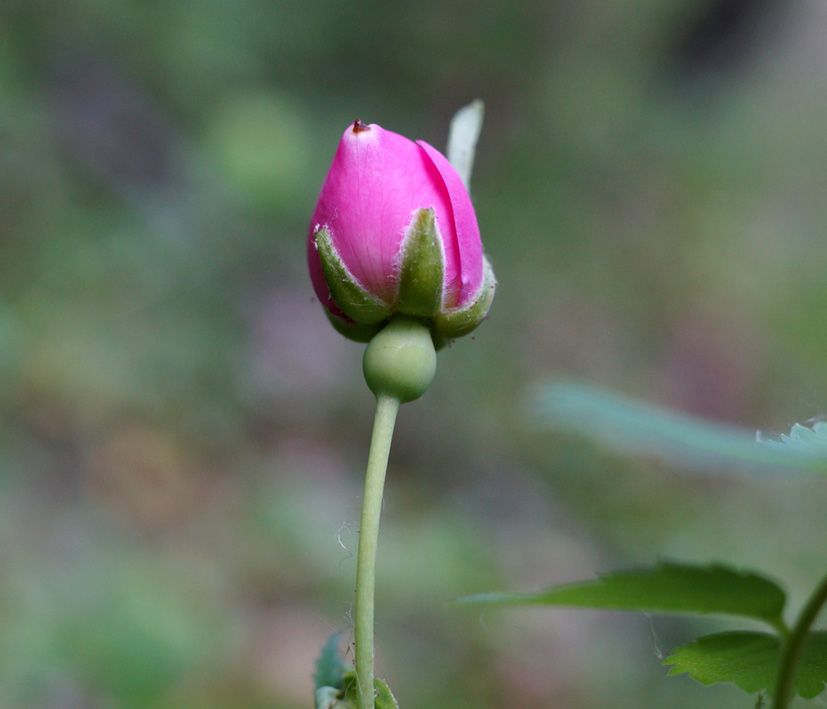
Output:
342 671 400 708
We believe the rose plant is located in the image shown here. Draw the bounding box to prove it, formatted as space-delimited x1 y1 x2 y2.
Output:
308 106 827 709
309 104 493 709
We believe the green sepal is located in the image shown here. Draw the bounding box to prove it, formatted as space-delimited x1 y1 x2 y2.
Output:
434 255 496 339
315 226 391 325
395 208 445 318
326 309 385 343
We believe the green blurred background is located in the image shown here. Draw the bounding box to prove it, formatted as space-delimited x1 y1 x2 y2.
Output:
3 0 827 706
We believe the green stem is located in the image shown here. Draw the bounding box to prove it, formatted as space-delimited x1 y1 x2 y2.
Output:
354 394 400 709
772 569 827 709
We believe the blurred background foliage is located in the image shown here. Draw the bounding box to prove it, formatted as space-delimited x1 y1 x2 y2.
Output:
2 0 827 706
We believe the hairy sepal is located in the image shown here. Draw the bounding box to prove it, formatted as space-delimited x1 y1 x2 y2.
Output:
434 255 496 339
315 226 391 325
395 208 445 318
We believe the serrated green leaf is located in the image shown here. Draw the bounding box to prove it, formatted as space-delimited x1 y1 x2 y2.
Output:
532 380 827 474
762 421 827 453
798 632 827 698
665 631 827 699
666 632 776 695
456 562 787 627
315 633 347 692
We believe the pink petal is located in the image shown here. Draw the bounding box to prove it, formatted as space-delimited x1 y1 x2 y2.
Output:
416 140 483 308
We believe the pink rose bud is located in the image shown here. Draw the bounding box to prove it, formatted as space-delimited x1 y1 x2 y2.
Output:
308 120 495 344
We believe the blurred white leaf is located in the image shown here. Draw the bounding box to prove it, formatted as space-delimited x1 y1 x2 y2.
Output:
447 100 484 191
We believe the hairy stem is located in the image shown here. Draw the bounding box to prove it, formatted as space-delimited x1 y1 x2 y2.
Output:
354 394 400 709
772 569 827 709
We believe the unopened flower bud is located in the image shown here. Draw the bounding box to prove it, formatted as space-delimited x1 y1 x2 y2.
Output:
307 120 495 344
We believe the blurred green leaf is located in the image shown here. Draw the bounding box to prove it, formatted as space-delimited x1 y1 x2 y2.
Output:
665 631 827 699
533 380 827 474
315 632 347 693
456 562 786 627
